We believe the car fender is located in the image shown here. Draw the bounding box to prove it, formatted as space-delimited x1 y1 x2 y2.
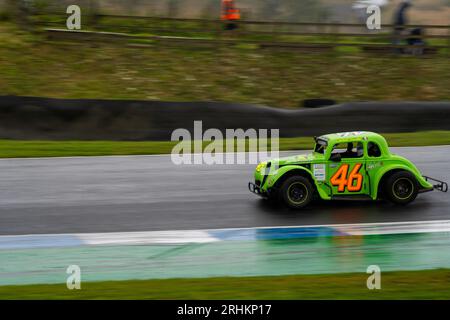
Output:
372 164 432 199
266 165 330 200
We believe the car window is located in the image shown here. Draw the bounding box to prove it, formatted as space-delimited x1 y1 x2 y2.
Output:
331 142 364 159
314 139 327 154
368 142 382 157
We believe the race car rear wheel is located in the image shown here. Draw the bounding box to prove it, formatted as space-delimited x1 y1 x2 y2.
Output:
384 171 418 205
280 176 313 209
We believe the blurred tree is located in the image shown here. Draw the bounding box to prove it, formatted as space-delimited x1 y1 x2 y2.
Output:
281 0 330 22
201 0 221 19
168 0 180 18
256 0 329 22
88 0 100 28
5 0 31 29
258 0 281 21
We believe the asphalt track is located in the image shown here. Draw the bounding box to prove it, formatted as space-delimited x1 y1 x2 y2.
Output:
0 146 449 235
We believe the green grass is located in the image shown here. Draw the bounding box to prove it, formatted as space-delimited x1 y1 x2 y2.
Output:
0 131 449 158
0 22 449 108
1 269 450 299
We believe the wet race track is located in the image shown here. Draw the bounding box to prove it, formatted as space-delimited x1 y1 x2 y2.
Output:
0 146 449 235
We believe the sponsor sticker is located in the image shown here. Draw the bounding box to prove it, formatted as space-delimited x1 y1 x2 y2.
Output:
313 164 326 182
337 131 365 137
367 161 382 170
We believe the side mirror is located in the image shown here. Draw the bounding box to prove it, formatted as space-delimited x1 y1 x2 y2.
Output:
330 153 342 162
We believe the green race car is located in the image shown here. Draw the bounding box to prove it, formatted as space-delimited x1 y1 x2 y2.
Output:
249 131 448 209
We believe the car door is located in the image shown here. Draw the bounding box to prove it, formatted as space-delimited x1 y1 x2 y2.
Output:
365 140 385 196
327 141 369 196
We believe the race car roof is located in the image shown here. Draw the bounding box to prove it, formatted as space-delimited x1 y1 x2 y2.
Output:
318 131 384 143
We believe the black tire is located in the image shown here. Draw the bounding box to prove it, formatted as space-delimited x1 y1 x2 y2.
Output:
280 176 314 209
384 171 418 205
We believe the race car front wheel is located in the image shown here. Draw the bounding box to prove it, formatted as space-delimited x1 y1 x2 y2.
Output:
280 176 313 209
384 171 418 205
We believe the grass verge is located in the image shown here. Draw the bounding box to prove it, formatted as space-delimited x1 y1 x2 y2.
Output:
0 131 449 158
1 22 449 108
1 269 450 299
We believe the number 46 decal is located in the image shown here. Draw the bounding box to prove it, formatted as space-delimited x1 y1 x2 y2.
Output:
330 164 363 192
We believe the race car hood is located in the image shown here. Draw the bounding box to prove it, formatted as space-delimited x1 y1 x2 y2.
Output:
270 152 323 166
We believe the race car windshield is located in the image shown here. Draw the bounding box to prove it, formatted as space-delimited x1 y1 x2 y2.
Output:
314 139 327 154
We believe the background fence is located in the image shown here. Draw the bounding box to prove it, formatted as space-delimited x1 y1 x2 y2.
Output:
1 1 448 53
38 13 450 54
